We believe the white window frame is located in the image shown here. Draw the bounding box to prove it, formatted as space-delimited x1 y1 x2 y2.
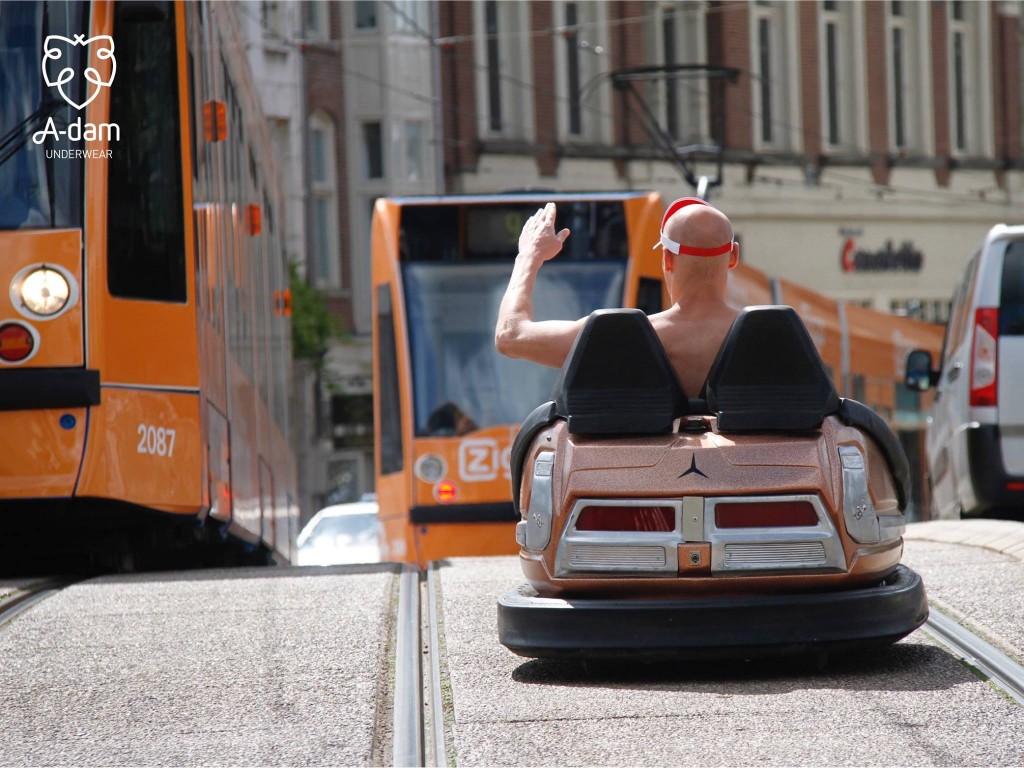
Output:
886 1 933 156
473 0 535 141
261 1 287 41
554 0 611 144
389 0 430 36
654 2 709 146
304 0 329 42
947 0 993 158
818 0 867 154
308 111 341 289
749 1 801 153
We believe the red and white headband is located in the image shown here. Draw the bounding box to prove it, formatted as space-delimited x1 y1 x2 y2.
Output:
653 197 734 257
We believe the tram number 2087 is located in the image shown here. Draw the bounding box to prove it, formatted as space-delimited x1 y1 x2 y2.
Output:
137 424 177 458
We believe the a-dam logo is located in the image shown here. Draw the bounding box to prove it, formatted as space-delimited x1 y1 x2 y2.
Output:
32 34 119 153
43 34 116 110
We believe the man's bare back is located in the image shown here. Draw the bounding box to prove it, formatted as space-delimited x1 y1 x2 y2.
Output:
495 198 740 394
649 304 739 398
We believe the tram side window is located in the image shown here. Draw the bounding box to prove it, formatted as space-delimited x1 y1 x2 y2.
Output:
107 1 187 303
377 285 404 474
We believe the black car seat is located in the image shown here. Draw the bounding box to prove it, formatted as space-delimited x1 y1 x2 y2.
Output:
704 305 910 509
510 308 687 513
704 305 840 431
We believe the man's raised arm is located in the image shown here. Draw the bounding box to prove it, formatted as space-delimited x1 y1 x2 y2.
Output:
494 203 584 368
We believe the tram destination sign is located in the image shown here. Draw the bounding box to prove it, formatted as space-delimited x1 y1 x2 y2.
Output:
839 228 924 273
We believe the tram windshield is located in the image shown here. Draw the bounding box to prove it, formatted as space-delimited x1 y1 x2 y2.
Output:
0 1 87 230
403 261 626 435
399 200 630 435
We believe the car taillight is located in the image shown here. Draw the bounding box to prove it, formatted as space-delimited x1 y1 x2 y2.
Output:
575 505 675 532
970 307 999 407
715 500 819 528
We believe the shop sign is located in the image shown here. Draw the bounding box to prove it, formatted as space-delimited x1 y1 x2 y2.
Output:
839 228 924 273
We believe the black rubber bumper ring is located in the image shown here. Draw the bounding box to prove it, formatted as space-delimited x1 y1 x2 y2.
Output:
497 564 929 660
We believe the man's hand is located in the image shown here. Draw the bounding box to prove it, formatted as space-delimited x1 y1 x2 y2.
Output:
518 202 570 266
495 202 583 368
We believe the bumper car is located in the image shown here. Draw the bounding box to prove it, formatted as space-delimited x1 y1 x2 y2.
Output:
498 306 928 660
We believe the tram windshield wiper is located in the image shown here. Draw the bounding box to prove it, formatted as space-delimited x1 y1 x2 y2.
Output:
0 98 63 169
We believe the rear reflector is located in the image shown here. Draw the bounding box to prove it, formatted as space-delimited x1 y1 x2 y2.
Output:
0 322 35 363
970 307 998 407
715 500 818 529
1006 482 1024 492
575 505 675 532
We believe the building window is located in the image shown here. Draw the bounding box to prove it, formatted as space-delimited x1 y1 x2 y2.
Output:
820 1 864 153
663 9 678 137
332 394 374 450
952 29 966 150
891 25 905 148
261 1 286 41
474 0 533 140
309 112 340 288
362 121 384 179
824 15 839 145
355 0 377 30
886 0 929 156
757 16 773 143
565 2 582 136
485 0 501 132
390 0 429 34
658 2 707 145
751 1 797 152
404 121 423 182
557 0 609 143
947 1 989 156
304 1 328 41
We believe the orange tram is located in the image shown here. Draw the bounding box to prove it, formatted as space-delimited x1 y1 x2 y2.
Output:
371 193 944 567
0 0 297 570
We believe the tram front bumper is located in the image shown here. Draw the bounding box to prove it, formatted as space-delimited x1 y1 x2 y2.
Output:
497 564 928 660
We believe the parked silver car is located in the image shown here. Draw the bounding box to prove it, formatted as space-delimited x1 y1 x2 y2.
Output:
296 501 383 566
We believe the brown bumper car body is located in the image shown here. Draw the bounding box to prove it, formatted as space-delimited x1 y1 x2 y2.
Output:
499 307 928 659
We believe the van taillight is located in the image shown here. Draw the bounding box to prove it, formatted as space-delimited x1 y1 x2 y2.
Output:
970 307 999 407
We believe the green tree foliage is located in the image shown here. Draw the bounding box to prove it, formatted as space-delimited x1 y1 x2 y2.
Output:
289 262 345 364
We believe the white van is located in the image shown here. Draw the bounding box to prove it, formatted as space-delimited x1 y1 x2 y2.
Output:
906 224 1024 519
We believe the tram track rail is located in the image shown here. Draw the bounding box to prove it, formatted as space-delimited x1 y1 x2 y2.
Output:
923 605 1024 706
393 567 1024 767
0 579 72 630
393 564 449 768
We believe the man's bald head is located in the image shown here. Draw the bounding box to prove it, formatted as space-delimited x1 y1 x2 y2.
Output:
663 203 734 255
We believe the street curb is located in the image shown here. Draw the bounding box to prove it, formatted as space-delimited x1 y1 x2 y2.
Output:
905 519 1024 563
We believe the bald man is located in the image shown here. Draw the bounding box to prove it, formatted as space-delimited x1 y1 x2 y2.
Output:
494 199 740 398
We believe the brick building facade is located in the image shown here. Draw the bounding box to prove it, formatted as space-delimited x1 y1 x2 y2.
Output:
437 0 1023 323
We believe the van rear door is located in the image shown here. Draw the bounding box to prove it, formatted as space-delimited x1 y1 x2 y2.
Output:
997 238 1024 476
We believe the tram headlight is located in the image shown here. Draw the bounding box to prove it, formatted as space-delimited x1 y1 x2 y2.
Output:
415 454 447 484
18 266 71 316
